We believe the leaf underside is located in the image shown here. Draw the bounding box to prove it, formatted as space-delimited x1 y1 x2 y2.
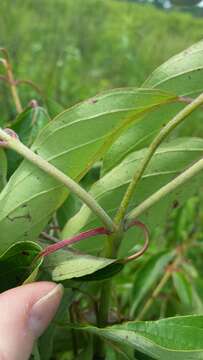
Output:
0 89 174 254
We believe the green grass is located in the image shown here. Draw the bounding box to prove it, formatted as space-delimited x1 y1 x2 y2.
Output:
1 0 203 122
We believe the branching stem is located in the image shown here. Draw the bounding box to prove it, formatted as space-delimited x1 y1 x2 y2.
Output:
115 92 203 226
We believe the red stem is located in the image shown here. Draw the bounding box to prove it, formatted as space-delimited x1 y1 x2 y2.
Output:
39 227 111 258
38 220 149 263
123 219 149 262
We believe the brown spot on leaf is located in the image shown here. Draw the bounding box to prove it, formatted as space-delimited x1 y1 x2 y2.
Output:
22 251 29 256
172 200 179 209
88 98 98 104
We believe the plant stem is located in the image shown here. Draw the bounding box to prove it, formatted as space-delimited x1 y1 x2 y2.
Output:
39 227 110 257
0 57 23 113
0 128 116 232
96 280 112 358
69 306 78 357
40 232 58 243
127 156 203 222
114 92 203 226
136 255 182 321
98 280 112 327
96 94 203 354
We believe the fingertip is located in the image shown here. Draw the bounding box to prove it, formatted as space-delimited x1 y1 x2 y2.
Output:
0 282 63 360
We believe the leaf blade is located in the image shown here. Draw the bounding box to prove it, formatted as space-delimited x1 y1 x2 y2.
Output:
130 251 175 316
82 315 203 359
143 39 203 96
62 137 203 255
0 149 7 191
0 89 174 254
103 40 203 173
0 241 43 292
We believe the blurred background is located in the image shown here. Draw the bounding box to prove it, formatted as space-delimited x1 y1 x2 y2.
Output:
1 0 203 123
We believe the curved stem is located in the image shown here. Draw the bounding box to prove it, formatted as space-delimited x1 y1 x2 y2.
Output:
0 128 116 232
127 156 203 222
15 79 44 97
122 220 149 263
0 57 23 113
0 75 43 97
114 92 203 226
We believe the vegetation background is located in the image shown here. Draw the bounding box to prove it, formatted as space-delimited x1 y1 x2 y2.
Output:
1 0 203 126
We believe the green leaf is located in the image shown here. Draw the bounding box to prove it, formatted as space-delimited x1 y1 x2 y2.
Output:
134 350 154 360
7 106 50 176
103 40 203 173
45 98 64 118
0 241 43 292
62 137 203 255
76 337 93 360
57 193 82 229
102 103 184 175
0 149 7 190
172 271 193 306
173 197 199 242
171 0 201 5
44 249 123 282
143 39 203 96
32 343 41 360
0 89 174 254
106 341 135 360
130 251 175 316
82 315 203 359
182 262 198 279
11 106 50 146
78 262 124 282
191 280 203 314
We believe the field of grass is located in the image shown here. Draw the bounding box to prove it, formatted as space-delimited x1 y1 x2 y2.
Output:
1 0 203 122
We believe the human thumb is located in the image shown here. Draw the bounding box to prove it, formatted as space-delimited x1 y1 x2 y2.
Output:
0 282 63 360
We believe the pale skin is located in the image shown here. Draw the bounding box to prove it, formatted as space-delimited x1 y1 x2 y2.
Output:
0 282 63 360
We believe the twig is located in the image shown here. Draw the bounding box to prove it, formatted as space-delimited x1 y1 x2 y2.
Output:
40 232 58 243
136 255 182 321
0 53 23 113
